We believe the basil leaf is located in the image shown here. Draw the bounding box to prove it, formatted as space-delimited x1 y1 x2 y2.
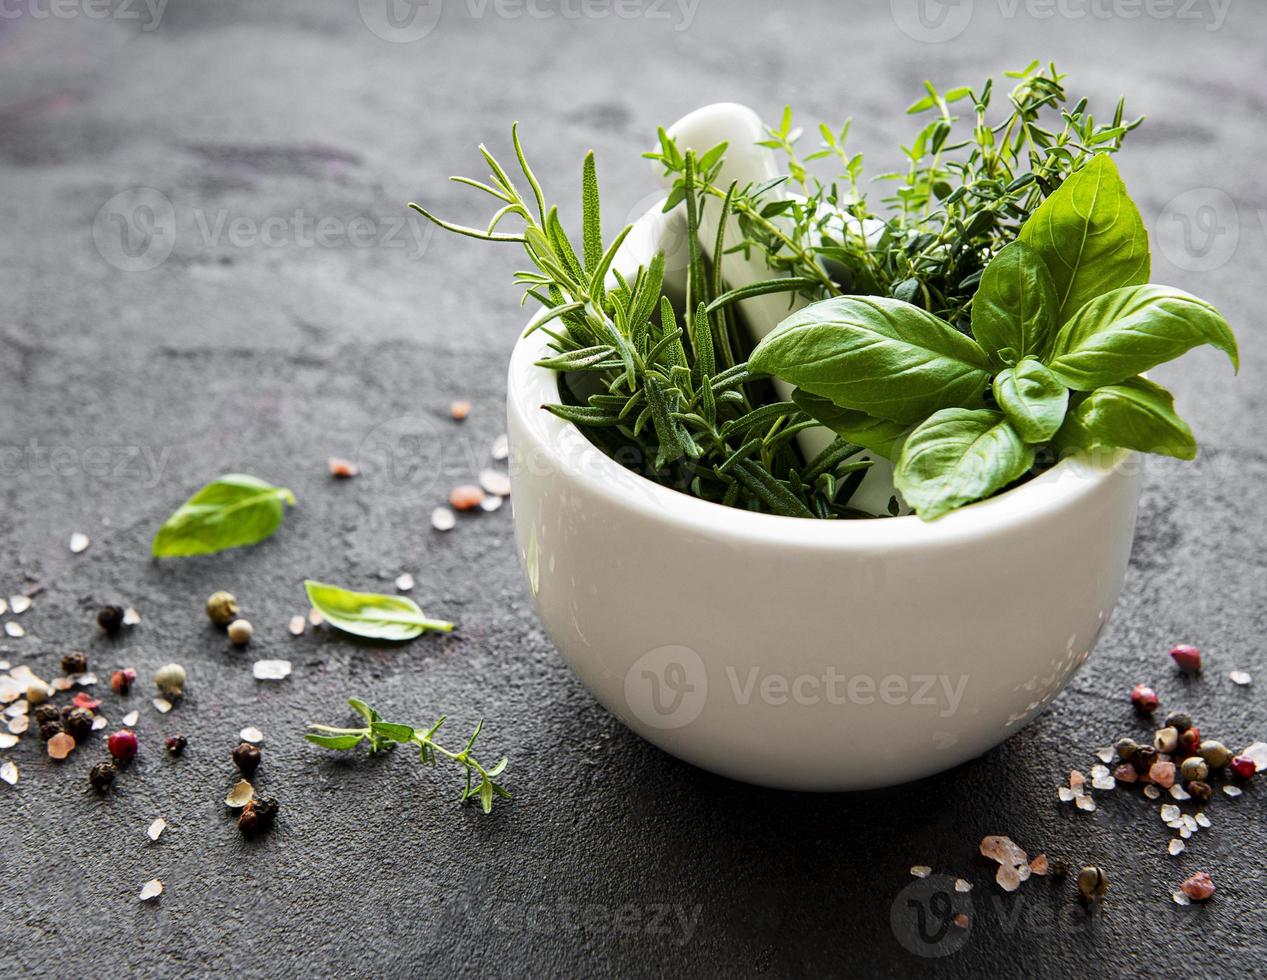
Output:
894 409 1035 521
750 297 990 424
1019 154 1150 322
304 580 455 641
347 698 380 724
992 358 1069 444
971 240 1059 362
791 388 909 460
1054 377 1196 460
1046 285 1238 390
304 733 364 751
370 721 417 743
152 474 295 557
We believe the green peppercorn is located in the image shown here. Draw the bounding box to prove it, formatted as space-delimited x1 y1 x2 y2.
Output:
1114 737 1139 762
1180 757 1209 782
1076 865 1108 900
205 591 239 627
154 663 186 699
232 741 261 777
238 795 278 836
226 619 253 646
1199 740 1232 768
61 651 88 675
1163 711 1193 733
88 761 116 792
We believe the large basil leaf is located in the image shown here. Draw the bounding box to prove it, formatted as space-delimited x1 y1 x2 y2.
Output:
791 388 909 460
305 580 454 641
971 240 1059 362
152 474 295 557
750 297 991 424
1046 285 1238 390
1019 154 1150 323
1053 377 1196 460
894 409 1035 521
992 358 1069 444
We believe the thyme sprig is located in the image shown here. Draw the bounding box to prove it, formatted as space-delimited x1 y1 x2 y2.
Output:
306 698 510 813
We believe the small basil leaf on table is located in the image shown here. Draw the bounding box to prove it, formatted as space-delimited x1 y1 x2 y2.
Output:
992 359 1069 443
894 409 1035 521
304 733 364 751
1019 154 1150 323
304 580 455 641
1046 285 1238 390
791 388 910 461
1053 376 1197 460
750 296 991 424
370 721 417 743
971 240 1059 363
152 474 295 557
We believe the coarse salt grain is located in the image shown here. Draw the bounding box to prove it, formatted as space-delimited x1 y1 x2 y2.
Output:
1242 742 1267 770
1058 787 1075 802
1095 747 1113 763
1170 784 1191 801
479 494 503 513
4 623 25 638
147 818 166 841
328 457 360 478
8 595 30 614
1172 891 1191 906
449 485 485 511
153 698 172 714
1075 795 1096 812
240 726 263 744
7 716 27 735
1029 854 1048 876
1143 784 1161 800
909 865 931 878
1092 774 1115 791
1195 812 1211 828
431 506 456 531
0 733 18 748
955 878 972 892
123 607 141 626
308 608 324 627
1160 803 1181 822
139 879 163 901
92 715 108 731
450 400 471 421
288 615 306 636
225 780 254 808
69 532 90 553
253 659 292 681
123 710 139 726
0 761 16 785
47 732 74 759
395 573 414 592
1168 839 1185 856
1223 785 1242 798
1229 670 1251 686
478 468 511 497
491 433 509 460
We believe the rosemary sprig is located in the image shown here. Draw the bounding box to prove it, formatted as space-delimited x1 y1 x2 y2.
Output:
306 698 510 813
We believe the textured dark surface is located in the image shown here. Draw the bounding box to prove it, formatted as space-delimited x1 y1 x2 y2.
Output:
1 1 1264 976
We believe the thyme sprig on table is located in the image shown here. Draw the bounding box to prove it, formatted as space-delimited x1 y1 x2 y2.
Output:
409 128 871 517
306 698 510 813
648 60 1142 332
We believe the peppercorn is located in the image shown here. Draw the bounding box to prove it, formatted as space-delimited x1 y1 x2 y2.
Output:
1180 757 1209 782
226 619 254 646
1199 740 1232 769
165 734 187 757
111 668 137 696
1230 755 1257 779
1187 780 1213 802
1163 711 1193 733
96 605 125 635
154 663 186 699
205 591 239 627
88 761 116 792
1169 644 1201 673
232 741 261 776
60 704 75 721
1153 727 1179 753
237 795 278 836
1131 745 1158 774
107 729 138 762
26 684 47 706
1178 727 1201 754
1076 865 1108 900
64 707 94 742
61 651 88 675
1114 737 1139 762
38 720 63 741
1130 684 1159 713
33 704 60 726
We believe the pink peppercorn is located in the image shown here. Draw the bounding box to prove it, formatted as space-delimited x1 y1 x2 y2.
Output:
107 729 138 761
1131 684 1159 713
1230 755 1257 779
111 668 137 696
1180 871 1215 901
1169 644 1202 673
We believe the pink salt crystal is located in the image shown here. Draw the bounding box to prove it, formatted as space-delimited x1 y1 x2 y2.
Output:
980 835 1028 867
996 863 1022 892
448 485 485 511
1179 871 1215 901
1029 854 1049 876
1113 764 1137 783
328 457 359 478
1069 770 1085 793
952 913 970 929
47 732 75 760
1149 761 1176 788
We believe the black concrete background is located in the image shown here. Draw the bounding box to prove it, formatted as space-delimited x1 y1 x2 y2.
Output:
1 1 1263 976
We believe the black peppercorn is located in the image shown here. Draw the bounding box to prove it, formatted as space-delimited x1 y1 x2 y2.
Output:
238 795 278 836
1076 865 1108 901
33 704 60 726
1164 710 1193 733
88 761 116 792
64 707 94 741
1187 780 1213 802
96 605 125 635
232 742 261 777
61 651 89 675
38 720 63 741
1131 746 1158 774
165 734 187 757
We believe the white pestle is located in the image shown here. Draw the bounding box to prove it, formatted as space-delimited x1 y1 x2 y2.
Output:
659 102 904 516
